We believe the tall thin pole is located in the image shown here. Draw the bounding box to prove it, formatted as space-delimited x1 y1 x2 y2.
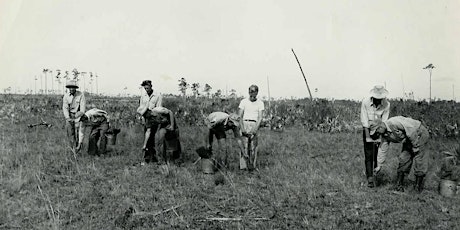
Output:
429 69 432 103
96 73 99 95
34 76 37 94
291 48 313 100
50 71 54 94
453 84 455 101
44 72 48 95
267 75 271 114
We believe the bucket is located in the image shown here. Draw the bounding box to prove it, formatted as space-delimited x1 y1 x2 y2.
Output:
201 158 215 174
439 179 457 197
106 133 117 145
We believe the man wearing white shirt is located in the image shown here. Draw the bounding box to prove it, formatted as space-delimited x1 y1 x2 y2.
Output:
62 80 86 149
137 80 163 163
238 85 264 170
360 85 390 187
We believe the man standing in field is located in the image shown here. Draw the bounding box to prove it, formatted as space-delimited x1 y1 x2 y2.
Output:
62 79 86 149
238 85 264 170
75 108 110 156
370 116 430 192
360 85 390 188
205 112 245 168
137 80 163 163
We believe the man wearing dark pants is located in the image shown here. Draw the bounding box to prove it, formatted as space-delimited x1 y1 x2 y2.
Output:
137 80 163 163
62 80 86 149
360 85 390 187
370 116 430 192
75 108 109 156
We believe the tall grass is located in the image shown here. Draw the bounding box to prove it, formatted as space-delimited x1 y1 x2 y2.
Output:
1 94 459 229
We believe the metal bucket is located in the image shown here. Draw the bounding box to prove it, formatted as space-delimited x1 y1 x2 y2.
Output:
201 158 215 174
106 133 118 145
439 179 457 197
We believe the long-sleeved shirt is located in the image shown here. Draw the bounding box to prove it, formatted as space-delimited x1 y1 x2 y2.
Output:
205 112 230 129
137 91 163 115
377 116 424 167
63 91 86 119
360 97 390 128
78 108 109 143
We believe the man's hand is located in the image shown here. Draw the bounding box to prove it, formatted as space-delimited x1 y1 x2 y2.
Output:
76 143 82 152
66 118 74 122
366 137 376 143
165 125 174 131
373 166 381 175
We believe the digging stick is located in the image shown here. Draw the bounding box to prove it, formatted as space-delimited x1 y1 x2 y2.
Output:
291 48 313 100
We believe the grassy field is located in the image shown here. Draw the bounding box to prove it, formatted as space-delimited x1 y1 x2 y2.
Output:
1 117 460 229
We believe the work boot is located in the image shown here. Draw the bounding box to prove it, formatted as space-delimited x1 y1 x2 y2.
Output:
395 172 405 192
367 176 375 188
415 175 425 193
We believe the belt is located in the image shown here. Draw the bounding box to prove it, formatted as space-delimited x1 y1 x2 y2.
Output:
244 119 257 122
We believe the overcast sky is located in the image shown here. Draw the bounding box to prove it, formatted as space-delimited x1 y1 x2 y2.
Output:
0 0 459 100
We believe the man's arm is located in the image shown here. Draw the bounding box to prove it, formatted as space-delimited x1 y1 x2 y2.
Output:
167 110 175 130
238 107 244 132
254 110 263 134
155 94 163 107
63 95 70 120
375 140 390 173
360 101 373 142
206 128 214 150
76 123 85 151
382 101 390 121
233 128 246 157
80 92 86 113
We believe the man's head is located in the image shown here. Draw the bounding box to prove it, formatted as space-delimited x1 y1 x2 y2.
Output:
141 80 153 95
248 85 259 102
370 85 388 105
369 119 386 136
66 80 79 94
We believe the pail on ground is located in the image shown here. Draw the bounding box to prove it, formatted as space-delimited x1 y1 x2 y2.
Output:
439 179 457 197
106 133 118 145
201 158 215 174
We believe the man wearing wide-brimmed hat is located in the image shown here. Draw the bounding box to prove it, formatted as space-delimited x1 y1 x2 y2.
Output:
369 116 430 192
205 112 245 168
62 79 86 149
137 80 163 163
360 85 390 187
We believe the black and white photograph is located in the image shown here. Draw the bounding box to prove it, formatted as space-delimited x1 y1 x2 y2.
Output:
0 0 459 229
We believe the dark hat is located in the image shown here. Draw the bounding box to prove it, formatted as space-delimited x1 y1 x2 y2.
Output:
249 85 259 92
141 80 152 86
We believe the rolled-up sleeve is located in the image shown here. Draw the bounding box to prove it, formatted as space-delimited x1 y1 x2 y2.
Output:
63 95 70 119
381 101 390 121
360 101 369 128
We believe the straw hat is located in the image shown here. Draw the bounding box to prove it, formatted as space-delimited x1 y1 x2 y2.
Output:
369 85 388 99
65 80 79 88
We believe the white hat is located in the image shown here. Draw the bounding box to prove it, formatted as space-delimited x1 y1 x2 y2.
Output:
66 80 79 88
370 85 388 99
